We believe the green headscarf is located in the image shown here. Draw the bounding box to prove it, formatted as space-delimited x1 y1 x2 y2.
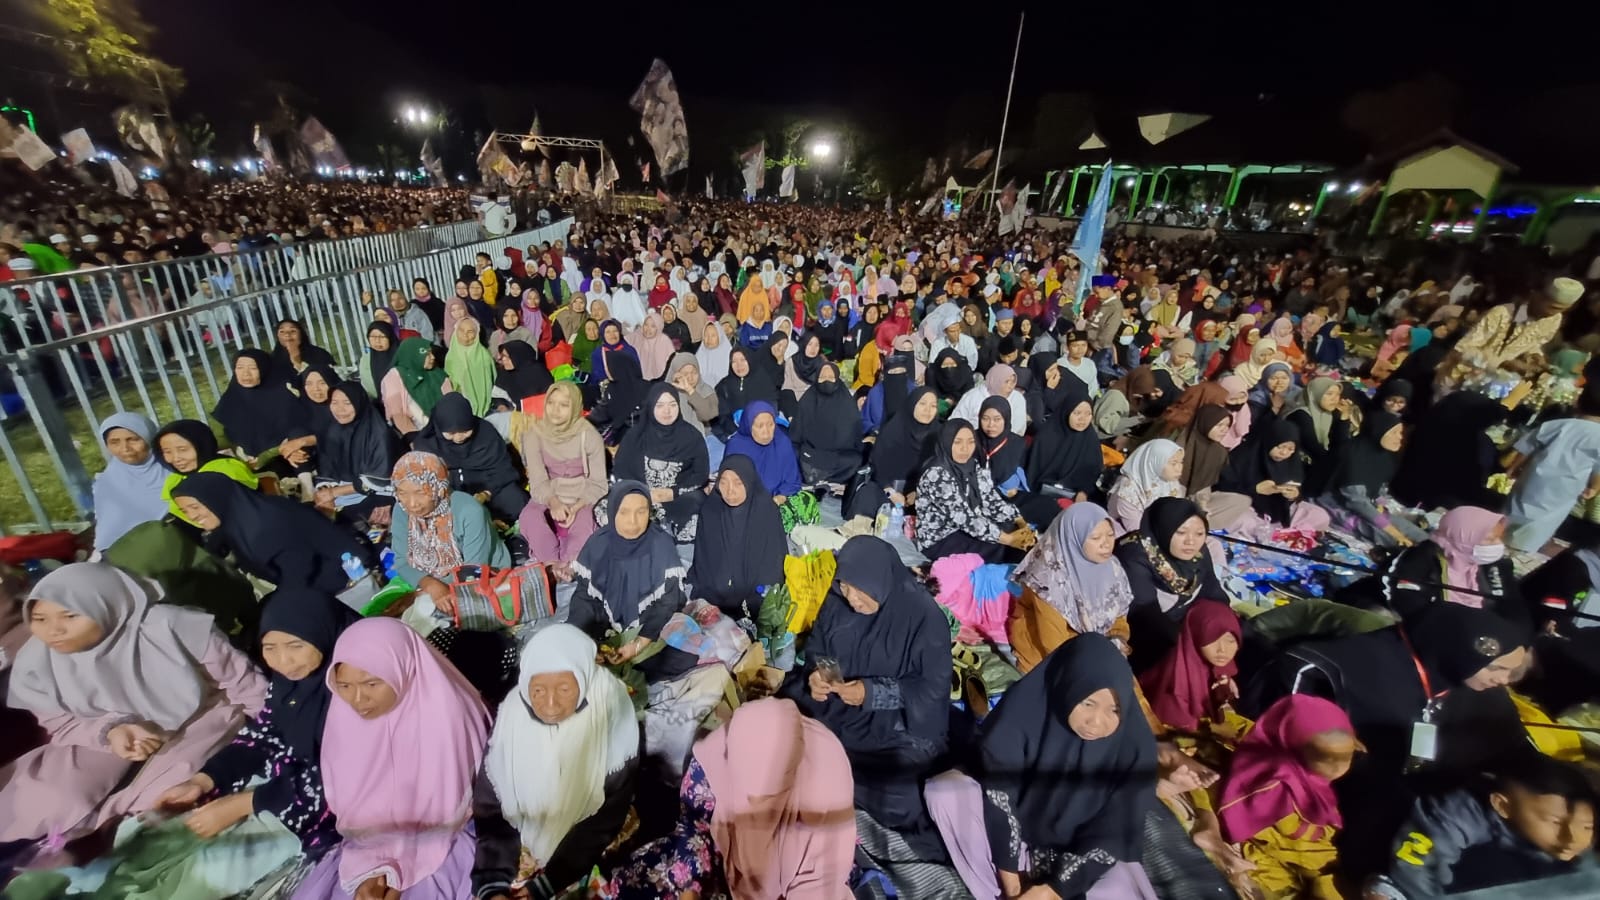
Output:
570 320 601 374
443 323 496 415
396 337 447 415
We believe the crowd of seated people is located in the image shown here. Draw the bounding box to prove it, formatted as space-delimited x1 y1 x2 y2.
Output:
4 199 1600 900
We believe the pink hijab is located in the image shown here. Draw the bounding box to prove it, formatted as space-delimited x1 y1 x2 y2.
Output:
519 290 546 345
321 619 489 892
1218 695 1353 843
1268 316 1297 350
984 363 1017 397
1218 374 1252 449
443 298 470 339
695 699 856 900
628 311 676 380
1431 506 1504 608
1376 324 1412 364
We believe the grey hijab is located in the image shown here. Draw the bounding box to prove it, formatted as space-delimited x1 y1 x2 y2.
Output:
8 563 215 730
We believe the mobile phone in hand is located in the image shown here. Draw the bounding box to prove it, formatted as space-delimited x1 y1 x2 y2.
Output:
814 656 843 684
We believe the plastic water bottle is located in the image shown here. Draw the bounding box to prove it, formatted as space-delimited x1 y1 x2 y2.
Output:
340 553 367 584
888 502 905 537
378 547 397 580
874 503 891 537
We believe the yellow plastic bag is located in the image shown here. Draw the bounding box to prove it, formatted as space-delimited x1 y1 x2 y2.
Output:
783 550 836 634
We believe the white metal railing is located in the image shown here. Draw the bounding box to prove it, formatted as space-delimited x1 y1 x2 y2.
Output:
0 218 573 534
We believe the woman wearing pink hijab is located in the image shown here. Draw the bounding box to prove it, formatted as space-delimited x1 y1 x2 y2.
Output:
294 618 489 900
627 311 676 380
1218 374 1253 449
607 698 857 900
1217 694 1356 899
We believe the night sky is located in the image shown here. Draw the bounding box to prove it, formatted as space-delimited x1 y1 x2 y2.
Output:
27 1 1600 184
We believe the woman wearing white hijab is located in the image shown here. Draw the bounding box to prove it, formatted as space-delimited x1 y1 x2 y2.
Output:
610 274 648 332
561 257 585 296
696 320 732 386
1106 438 1185 535
759 259 781 290
91 412 169 551
668 264 692 299
475 624 640 900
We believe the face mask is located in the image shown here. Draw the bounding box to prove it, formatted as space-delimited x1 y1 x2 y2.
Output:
1472 543 1505 565
1118 334 1135 346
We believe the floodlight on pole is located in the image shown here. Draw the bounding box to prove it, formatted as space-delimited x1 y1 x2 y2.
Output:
810 140 834 160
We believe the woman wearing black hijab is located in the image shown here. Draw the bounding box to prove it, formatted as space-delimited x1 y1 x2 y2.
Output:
494 340 553 411
712 348 780 441
689 454 787 622
1114 497 1228 672
929 347 976 407
1243 602 1534 880
171 471 375 594
210 348 308 480
568 481 695 683
1025 377 1104 503
850 385 943 521
784 535 952 859
589 349 649 446
358 321 399 407
167 588 359 852
1219 418 1305 527
915 420 1029 564
1390 389 1512 511
296 363 340 440
312 381 398 525
410 393 530 522
612 384 709 542
791 362 864 488
269 318 336 375
948 634 1157 900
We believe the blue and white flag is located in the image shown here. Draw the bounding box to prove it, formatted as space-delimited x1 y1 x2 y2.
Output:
1071 162 1113 306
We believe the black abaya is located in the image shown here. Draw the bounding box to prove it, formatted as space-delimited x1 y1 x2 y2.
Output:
783 536 952 857
410 393 529 521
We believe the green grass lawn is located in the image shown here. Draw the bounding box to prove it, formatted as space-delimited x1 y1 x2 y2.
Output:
1 374 222 533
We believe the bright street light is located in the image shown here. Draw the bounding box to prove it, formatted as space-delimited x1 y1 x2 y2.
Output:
810 140 834 160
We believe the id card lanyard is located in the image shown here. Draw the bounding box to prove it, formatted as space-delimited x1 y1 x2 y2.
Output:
1400 627 1446 762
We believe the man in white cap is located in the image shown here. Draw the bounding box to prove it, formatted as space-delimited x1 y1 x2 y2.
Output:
1452 276 1584 368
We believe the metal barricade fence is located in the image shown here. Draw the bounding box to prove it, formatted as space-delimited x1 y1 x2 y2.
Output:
0 218 573 534
0 219 489 354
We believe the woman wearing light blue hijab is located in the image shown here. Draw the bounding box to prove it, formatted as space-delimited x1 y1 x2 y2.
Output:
91 412 169 551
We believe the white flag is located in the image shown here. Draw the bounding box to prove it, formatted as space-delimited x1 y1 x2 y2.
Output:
740 141 765 198
705 175 713 199
109 159 138 197
779 164 795 198
9 127 58 171
62 129 95 165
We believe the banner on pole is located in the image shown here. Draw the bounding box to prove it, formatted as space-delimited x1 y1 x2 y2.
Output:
576 158 592 194
109 159 138 196
420 138 446 186
0 118 57 171
628 59 690 176
300 117 351 171
1071 162 1114 305
61 129 94 165
741 142 765 198
778 164 795 198
253 124 279 171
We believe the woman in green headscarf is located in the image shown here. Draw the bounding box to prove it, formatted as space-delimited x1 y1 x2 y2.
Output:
387 337 450 434
803 274 827 319
443 317 496 415
570 317 603 376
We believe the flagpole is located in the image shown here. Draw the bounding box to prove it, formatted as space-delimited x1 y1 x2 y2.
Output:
985 10 1025 229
